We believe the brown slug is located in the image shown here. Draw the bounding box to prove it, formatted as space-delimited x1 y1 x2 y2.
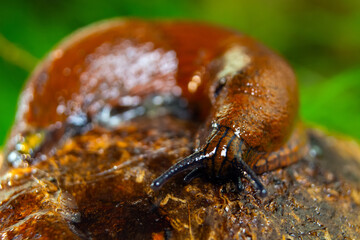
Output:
4 19 308 196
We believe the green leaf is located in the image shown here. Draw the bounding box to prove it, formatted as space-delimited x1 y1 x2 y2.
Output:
301 68 360 139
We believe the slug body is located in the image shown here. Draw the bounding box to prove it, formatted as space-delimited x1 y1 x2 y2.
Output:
4 19 308 194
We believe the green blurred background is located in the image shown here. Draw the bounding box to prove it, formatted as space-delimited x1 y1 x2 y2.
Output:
0 0 359 145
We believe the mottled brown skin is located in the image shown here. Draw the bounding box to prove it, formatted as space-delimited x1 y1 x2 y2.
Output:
5 19 308 195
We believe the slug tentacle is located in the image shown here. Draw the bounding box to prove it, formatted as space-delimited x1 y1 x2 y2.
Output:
183 168 203 183
152 125 268 197
234 156 268 197
150 151 205 190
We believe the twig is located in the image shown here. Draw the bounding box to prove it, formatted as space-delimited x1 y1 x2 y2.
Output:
0 34 38 72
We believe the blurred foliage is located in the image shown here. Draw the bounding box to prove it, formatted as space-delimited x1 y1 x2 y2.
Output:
0 0 359 145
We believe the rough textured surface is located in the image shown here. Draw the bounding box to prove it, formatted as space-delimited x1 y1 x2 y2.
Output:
0 115 359 239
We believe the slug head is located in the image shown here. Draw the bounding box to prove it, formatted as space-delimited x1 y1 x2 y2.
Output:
151 125 267 197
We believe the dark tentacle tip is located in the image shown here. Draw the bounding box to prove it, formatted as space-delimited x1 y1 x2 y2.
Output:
234 156 268 198
253 177 268 197
235 175 267 197
150 180 162 191
151 173 171 191
259 188 268 198
150 151 205 191
252 178 268 198
250 178 268 198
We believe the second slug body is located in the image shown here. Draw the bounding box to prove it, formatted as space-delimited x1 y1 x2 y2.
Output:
5 19 308 195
